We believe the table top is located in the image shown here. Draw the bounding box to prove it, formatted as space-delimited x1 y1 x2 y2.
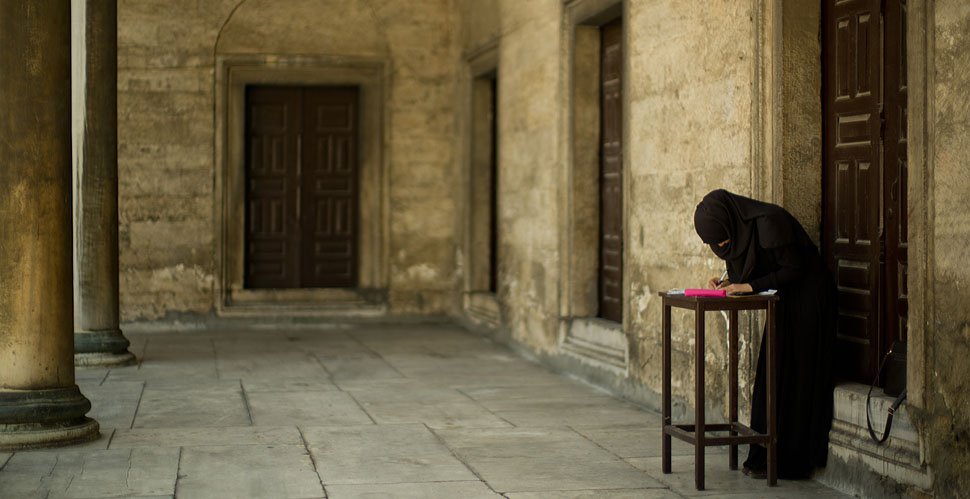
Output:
658 291 779 311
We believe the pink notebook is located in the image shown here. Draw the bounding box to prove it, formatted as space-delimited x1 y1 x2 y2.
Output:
684 288 727 297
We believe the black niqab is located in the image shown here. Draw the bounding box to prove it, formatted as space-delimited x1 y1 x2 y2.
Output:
693 189 809 283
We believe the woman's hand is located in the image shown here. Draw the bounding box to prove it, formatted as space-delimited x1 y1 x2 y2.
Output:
721 283 753 295
708 277 729 289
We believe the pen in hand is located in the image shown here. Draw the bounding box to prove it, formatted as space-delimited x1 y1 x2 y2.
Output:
716 270 728 289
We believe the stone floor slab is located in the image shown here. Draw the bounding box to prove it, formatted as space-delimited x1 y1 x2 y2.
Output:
110 426 303 448
426 372 574 389
247 390 374 426
342 380 471 404
74 368 109 383
216 350 329 380
176 445 324 499
302 424 477 485
506 489 683 499
627 456 852 497
483 396 654 427
126 334 149 359
571 423 714 458
356 400 512 429
436 426 665 493
326 480 502 498
76 380 145 429
283 333 372 358
317 354 404 382
242 378 341 393
435 427 622 461
133 380 251 428
464 454 665 493
106 336 218 381
0 447 178 499
0 452 10 469
395 361 554 381
213 336 302 354
457 382 613 402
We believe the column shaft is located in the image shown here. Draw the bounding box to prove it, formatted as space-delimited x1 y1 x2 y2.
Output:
0 0 100 450
72 0 135 367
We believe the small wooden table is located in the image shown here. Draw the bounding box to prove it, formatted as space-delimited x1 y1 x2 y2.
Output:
659 291 779 489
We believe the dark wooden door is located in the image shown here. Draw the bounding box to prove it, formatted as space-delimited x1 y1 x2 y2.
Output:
246 87 302 289
823 0 907 383
245 86 359 289
301 87 359 287
883 0 908 355
488 75 499 293
599 18 623 322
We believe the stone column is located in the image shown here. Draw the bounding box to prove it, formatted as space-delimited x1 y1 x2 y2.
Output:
72 0 135 367
0 1 100 450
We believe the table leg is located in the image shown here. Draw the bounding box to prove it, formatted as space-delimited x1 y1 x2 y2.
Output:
729 309 739 470
695 306 705 491
767 300 778 486
662 301 672 474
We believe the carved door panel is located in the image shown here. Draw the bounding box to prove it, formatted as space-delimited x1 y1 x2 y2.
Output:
245 87 302 289
823 0 907 383
301 87 359 288
245 86 359 289
599 18 623 323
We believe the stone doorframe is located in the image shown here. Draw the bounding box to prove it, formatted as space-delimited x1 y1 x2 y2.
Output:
759 0 933 491
460 40 503 329
214 55 390 316
557 0 630 375
759 0 931 413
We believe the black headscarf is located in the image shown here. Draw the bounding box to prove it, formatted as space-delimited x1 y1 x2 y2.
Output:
693 189 808 282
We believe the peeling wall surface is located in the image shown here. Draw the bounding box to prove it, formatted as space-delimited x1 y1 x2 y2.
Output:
111 0 970 494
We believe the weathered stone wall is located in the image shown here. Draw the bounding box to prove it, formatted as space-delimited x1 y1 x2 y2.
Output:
625 1 758 416
464 0 762 414
924 0 970 494
117 1 238 320
455 0 500 54
117 0 460 320
374 1 460 314
491 0 565 351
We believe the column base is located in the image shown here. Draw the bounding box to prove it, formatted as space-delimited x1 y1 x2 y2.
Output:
0 386 100 451
74 328 137 367
75 351 136 368
0 418 100 451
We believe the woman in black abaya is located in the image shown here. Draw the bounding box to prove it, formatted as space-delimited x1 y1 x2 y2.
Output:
693 189 837 479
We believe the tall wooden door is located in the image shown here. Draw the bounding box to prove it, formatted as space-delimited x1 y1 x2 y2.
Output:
488 75 499 293
599 18 623 322
883 0 908 360
245 86 359 289
823 0 907 383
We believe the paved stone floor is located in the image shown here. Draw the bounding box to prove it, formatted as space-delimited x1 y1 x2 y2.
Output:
0 323 852 498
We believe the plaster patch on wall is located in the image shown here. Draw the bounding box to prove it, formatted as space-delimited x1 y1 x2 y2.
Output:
632 284 653 318
403 263 440 283
149 264 214 286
